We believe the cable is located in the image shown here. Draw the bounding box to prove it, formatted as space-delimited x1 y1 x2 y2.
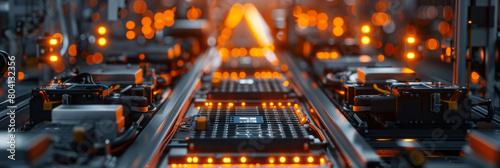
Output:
373 84 390 94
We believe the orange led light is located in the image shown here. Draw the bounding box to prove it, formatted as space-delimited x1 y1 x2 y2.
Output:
361 36 370 45
49 55 58 62
241 102 246 106
361 25 370 33
126 31 136 40
320 158 325 163
270 102 274 106
187 157 192 163
402 139 417 142
223 157 231 163
471 71 480 83
240 157 247 163
207 158 213 163
49 39 58 45
307 156 314 163
97 37 107 46
407 37 416 44
192 157 198 163
126 21 135 29
283 81 290 87
294 156 300 163
407 52 415 59
279 157 286 163
269 157 275 164
287 102 291 106
97 26 107 35
228 103 234 107
262 103 266 106
218 102 222 106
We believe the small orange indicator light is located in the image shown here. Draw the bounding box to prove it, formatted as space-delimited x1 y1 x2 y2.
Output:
407 37 416 44
187 157 192 163
361 36 370 45
228 103 234 107
320 158 325 163
241 102 246 106
218 102 222 106
97 37 107 46
97 26 107 35
223 157 231 163
361 25 370 33
269 157 275 164
283 81 290 87
294 156 300 163
207 158 213 163
279 157 286 163
193 157 198 163
307 156 314 163
49 55 58 62
240 157 247 163
49 39 58 45
402 139 417 142
407 52 415 59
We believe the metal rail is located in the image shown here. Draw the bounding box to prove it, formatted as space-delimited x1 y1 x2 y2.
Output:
115 48 215 168
279 52 382 167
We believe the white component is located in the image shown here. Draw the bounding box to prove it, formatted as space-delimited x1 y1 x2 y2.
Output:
52 105 125 136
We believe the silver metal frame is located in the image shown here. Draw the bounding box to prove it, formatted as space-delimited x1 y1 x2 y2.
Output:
280 52 382 167
115 48 216 168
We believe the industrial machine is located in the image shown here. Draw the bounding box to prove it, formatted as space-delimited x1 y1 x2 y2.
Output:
0 0 499 167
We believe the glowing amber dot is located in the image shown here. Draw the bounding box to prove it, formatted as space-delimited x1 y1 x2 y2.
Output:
407 37 416 44
68 44 77 56
361 25 370 33
471 71 480 83
126 21 135 29
126 31 136 40
240 157 246 163
132 0 147 14
49 55 58 62
97 26 106 35
279 157 286 163
49 39 58 45
192 157 198 163
361 36 370 45
141 17 152 26
93 52 103 64
333 17 344 27
283 81 290 87
97 37 107 46
307 157 314 163
333 27 344 37
294 157 300 163
426 38 439 50
207 158 213 163
187 157 192 163
407 52 415 59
